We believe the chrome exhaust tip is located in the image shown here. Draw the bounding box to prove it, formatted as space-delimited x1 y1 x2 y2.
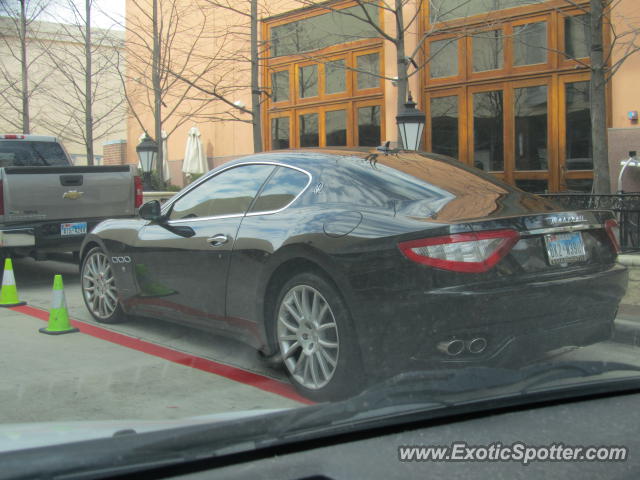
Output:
467 337 487 354
437 339 465 356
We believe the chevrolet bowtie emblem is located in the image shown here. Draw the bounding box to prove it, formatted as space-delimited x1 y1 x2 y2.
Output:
63 190 84 200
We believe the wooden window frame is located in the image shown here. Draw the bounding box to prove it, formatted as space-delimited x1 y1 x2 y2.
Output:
467 26 508 81
354 98 385 147
353 48 385 96
268 66 293 107
509 15 554 74
557 72 594 190
323 104 353 147
426 34 466 85
321 55 351 100
268 112 293 151
425 88 467 163
295 61 321 105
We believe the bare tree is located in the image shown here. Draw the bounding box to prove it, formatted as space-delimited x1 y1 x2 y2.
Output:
0 0 54 133
122 0 246 177
39 0 125 165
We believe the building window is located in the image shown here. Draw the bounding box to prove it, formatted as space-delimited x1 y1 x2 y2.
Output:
429 0 547 23
514 85 548 171
565 81 592 170
356 53 380 90
429 38 458 78
565 14 591 60
271 117 290 149
430 96 459 158
358 105 381 146
270 4 379 57
299 113 319 147
473 90 504 171
513 21 547 66
299 64 318 99
325 59 346 94
473 30 504 72
326 109 347 146
272 70 289 102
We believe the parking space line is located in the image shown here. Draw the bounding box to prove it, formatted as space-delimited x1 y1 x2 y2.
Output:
11 305 313 405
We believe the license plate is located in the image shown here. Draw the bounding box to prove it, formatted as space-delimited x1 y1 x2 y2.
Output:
61 222 87 236
544 231 587 265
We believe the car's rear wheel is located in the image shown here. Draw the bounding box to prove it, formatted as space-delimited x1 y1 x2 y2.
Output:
81 247 127 324
274 272 364 401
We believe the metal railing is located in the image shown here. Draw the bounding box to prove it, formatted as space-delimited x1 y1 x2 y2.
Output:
540 193 640 252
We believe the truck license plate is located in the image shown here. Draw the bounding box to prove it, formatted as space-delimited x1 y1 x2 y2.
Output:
544 232 587 265
61 222 87 236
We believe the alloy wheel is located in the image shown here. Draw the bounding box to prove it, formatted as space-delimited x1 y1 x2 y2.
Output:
277 285 340 390
82 251 118 320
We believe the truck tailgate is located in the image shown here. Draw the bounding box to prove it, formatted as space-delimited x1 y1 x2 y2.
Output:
1 166 135 222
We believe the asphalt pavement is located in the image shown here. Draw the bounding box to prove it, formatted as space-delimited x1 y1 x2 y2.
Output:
2 255 640 424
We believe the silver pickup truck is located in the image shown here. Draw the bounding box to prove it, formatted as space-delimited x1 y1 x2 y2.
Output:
0 134 141 259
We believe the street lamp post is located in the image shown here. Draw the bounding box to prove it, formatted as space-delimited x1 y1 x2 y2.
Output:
396 92 426 151
136 133 158 191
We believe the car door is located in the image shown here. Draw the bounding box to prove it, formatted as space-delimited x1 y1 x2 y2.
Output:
130 163 275 332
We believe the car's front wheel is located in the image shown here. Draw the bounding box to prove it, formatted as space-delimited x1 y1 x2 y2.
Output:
274 272 364 401
81 246 127 324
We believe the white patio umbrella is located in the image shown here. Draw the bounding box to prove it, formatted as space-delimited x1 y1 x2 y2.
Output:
137 131 170 183
183 126 207 182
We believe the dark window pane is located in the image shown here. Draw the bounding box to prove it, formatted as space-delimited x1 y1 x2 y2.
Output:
271 117 290 150
299 113 319 147
250 167 309 213
271 4 379 57
515 178 548 193
473 91 504 171
299 64 318 98
565 178 593 192
326 110 347 146
325 59 346 94
430 0 546 22
515 85 548 171
358 106 381 146
271 70 289 102
357 53 380 90
566 81 592 170
514 22 547 66
431 96 458 158
170 165 274 220
0 141 69 166
473 30 504 72
565 14 591 59
430 38 458 78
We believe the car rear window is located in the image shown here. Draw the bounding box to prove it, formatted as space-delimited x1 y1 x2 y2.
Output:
0 140 70 166
249 166 309 213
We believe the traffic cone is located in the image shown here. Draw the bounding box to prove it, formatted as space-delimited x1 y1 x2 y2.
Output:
0 258 26 307
39 275 78 335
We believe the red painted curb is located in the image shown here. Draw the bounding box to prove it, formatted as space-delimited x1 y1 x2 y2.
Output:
11 304 313 405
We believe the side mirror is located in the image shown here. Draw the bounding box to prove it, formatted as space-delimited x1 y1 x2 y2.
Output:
139 200 163 222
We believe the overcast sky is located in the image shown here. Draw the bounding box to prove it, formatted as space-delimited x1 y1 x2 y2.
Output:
40 0 126 30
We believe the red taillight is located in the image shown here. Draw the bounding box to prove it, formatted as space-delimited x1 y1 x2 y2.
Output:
2 134 24 139
605 219 621 254
0 180 4 215
134 176 143 208
398 229 520 273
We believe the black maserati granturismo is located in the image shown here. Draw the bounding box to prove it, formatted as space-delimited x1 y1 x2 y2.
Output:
80 149 628 401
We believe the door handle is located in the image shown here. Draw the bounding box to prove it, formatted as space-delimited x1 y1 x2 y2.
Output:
207 234 229 246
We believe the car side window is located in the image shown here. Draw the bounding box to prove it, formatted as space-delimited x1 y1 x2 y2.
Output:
249 166 310 213
169 164 275 220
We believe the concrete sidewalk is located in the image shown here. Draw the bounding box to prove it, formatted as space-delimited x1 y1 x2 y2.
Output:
611 254 640 346
0 308 301 424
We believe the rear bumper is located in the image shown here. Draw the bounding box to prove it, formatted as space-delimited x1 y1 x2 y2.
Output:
354 264 628 377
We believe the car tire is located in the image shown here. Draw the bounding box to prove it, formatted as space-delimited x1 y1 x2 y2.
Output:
81 246 127 324
273 272 365 402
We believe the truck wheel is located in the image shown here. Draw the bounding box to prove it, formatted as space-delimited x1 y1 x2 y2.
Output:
81 247 127 323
